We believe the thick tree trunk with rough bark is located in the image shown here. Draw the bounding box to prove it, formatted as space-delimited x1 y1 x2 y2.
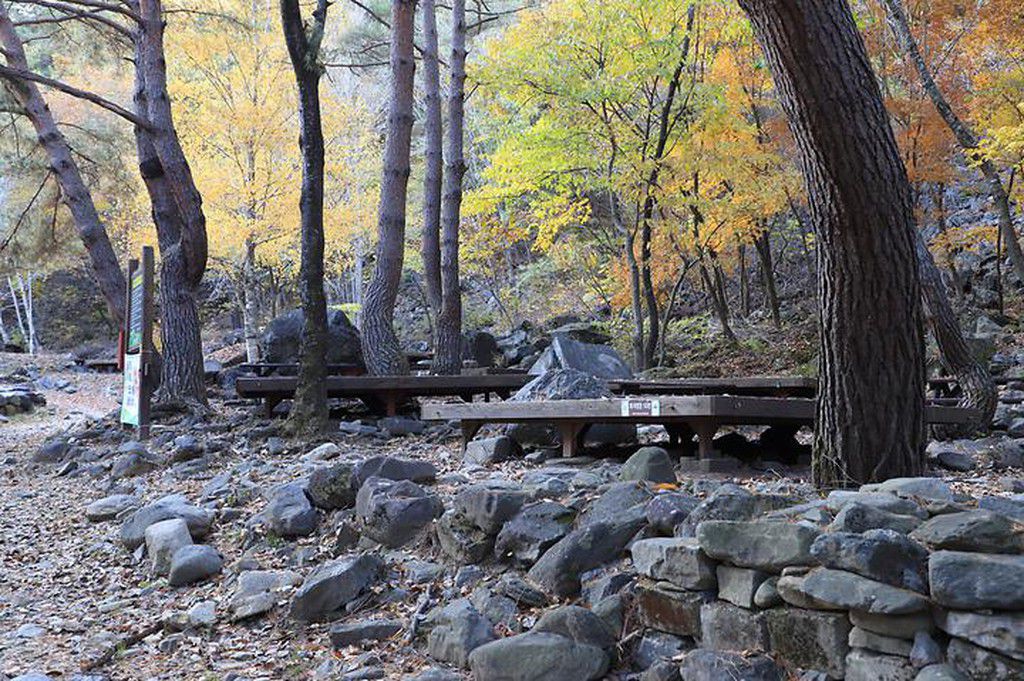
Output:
420 0 443 318
281 0 330 434
880 0 1024 285
362 0 416 376
432 0 466 376
0 3 126 326
738 0 926 487
131 7 207 407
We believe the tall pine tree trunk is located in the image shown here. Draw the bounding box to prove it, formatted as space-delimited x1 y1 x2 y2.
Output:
420 0 443 318
281 0 330 434
738 0 926 487
432 0 466 375
131 7 208 407
0 3 126 326
362 0 417 376
880 0 1024 285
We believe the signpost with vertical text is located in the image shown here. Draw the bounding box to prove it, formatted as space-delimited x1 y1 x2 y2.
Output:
121 247 155 438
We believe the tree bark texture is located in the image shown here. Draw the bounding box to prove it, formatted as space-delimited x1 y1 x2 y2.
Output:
880 0 1024 285
755 230 782 327
420 0 443 318
281 0 330 434
131 6 207 407
738 0 926 487
362 0 417 376
431 0 466 376
0 3 126 326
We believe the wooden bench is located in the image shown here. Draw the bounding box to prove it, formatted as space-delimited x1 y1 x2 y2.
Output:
608 376 816 397
421 396 978 467
235 373 533 416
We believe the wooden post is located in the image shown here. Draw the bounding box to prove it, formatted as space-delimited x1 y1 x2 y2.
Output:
121 247 155 439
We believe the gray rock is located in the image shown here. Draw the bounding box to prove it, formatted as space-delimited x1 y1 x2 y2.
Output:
780 568 930 614
929 550 1024 609
696 520 819 572
978 495 1024 522
229 569 302 620
641 661 681 681
753 576 782 608
351 456 437 489
679 487 801 537
290 554 384 622
468 632 610 681
33 438 69 463
527 514 646 598
120 491 210 548
849 610 935 639
532 605 616 650
936 610 1024 661
168 544 223 586
765 607 850 679
910 631 943 668
635 582 713 637
634 631 690 670
265 483 319 538
829 502 923 534
849 626 913 656
187 600 216 627
261 307 362 366
910 510 1024 554
630 537 716 590
495 573 549 607
825 491 927 518
464 436 521 466
845 649 916 681
914 664 968 681
307 463 357 510
646 493 699 535
329 619 403 648
86 494 138 522
144 518 193 575
678 649 783 681
169 435 203 463
355 477 443 548
506 369 635 448
378 416 425 436
436 510 494 564
930 449 975 472
529 335 632 379
810 529 929 593
620 446 675 483
454 484 527 535
12 674 54 681
579 481 651 527
860 477 953 502
718 565 772 609
494 501 576 568
947 638 1024 679
110 451 162 479
425 599 496 668
700 600 769 652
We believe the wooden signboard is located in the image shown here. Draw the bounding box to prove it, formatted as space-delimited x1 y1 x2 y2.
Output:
121 246 155 438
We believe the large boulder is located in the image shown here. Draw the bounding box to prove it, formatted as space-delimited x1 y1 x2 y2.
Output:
120 495 213 550
778 568 930 614
809 529 929 593
494 501 576 566
351 456 437 489
929 550 1024 609
290 554 384 622
355 477 443 547
528 335 632 379
260 308 362 367
527 514 646 598
468 632 609 681
678 650 783 681
910 510 1024 554
425 599 497 668
631 538 717 590
305 462 357 510
696 520 818 572
263 483 319 538
145 518 193 575
506 369 635 448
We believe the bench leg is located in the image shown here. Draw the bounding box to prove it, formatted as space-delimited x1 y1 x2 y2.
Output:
265 397 280 418
557 421 586 458
665 423 696 454
692 420 719 460
461 421 483 453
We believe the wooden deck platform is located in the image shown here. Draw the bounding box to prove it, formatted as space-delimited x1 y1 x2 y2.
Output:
235 373 533 416
421 395 978 464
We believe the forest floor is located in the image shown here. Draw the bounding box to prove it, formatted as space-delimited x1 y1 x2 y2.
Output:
0 351 1020 681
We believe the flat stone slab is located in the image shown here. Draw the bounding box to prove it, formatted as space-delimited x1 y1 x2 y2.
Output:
697 521 819 572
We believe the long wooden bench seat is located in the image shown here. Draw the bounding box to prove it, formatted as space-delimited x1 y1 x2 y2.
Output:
421 396 978 463
235 373 533 416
